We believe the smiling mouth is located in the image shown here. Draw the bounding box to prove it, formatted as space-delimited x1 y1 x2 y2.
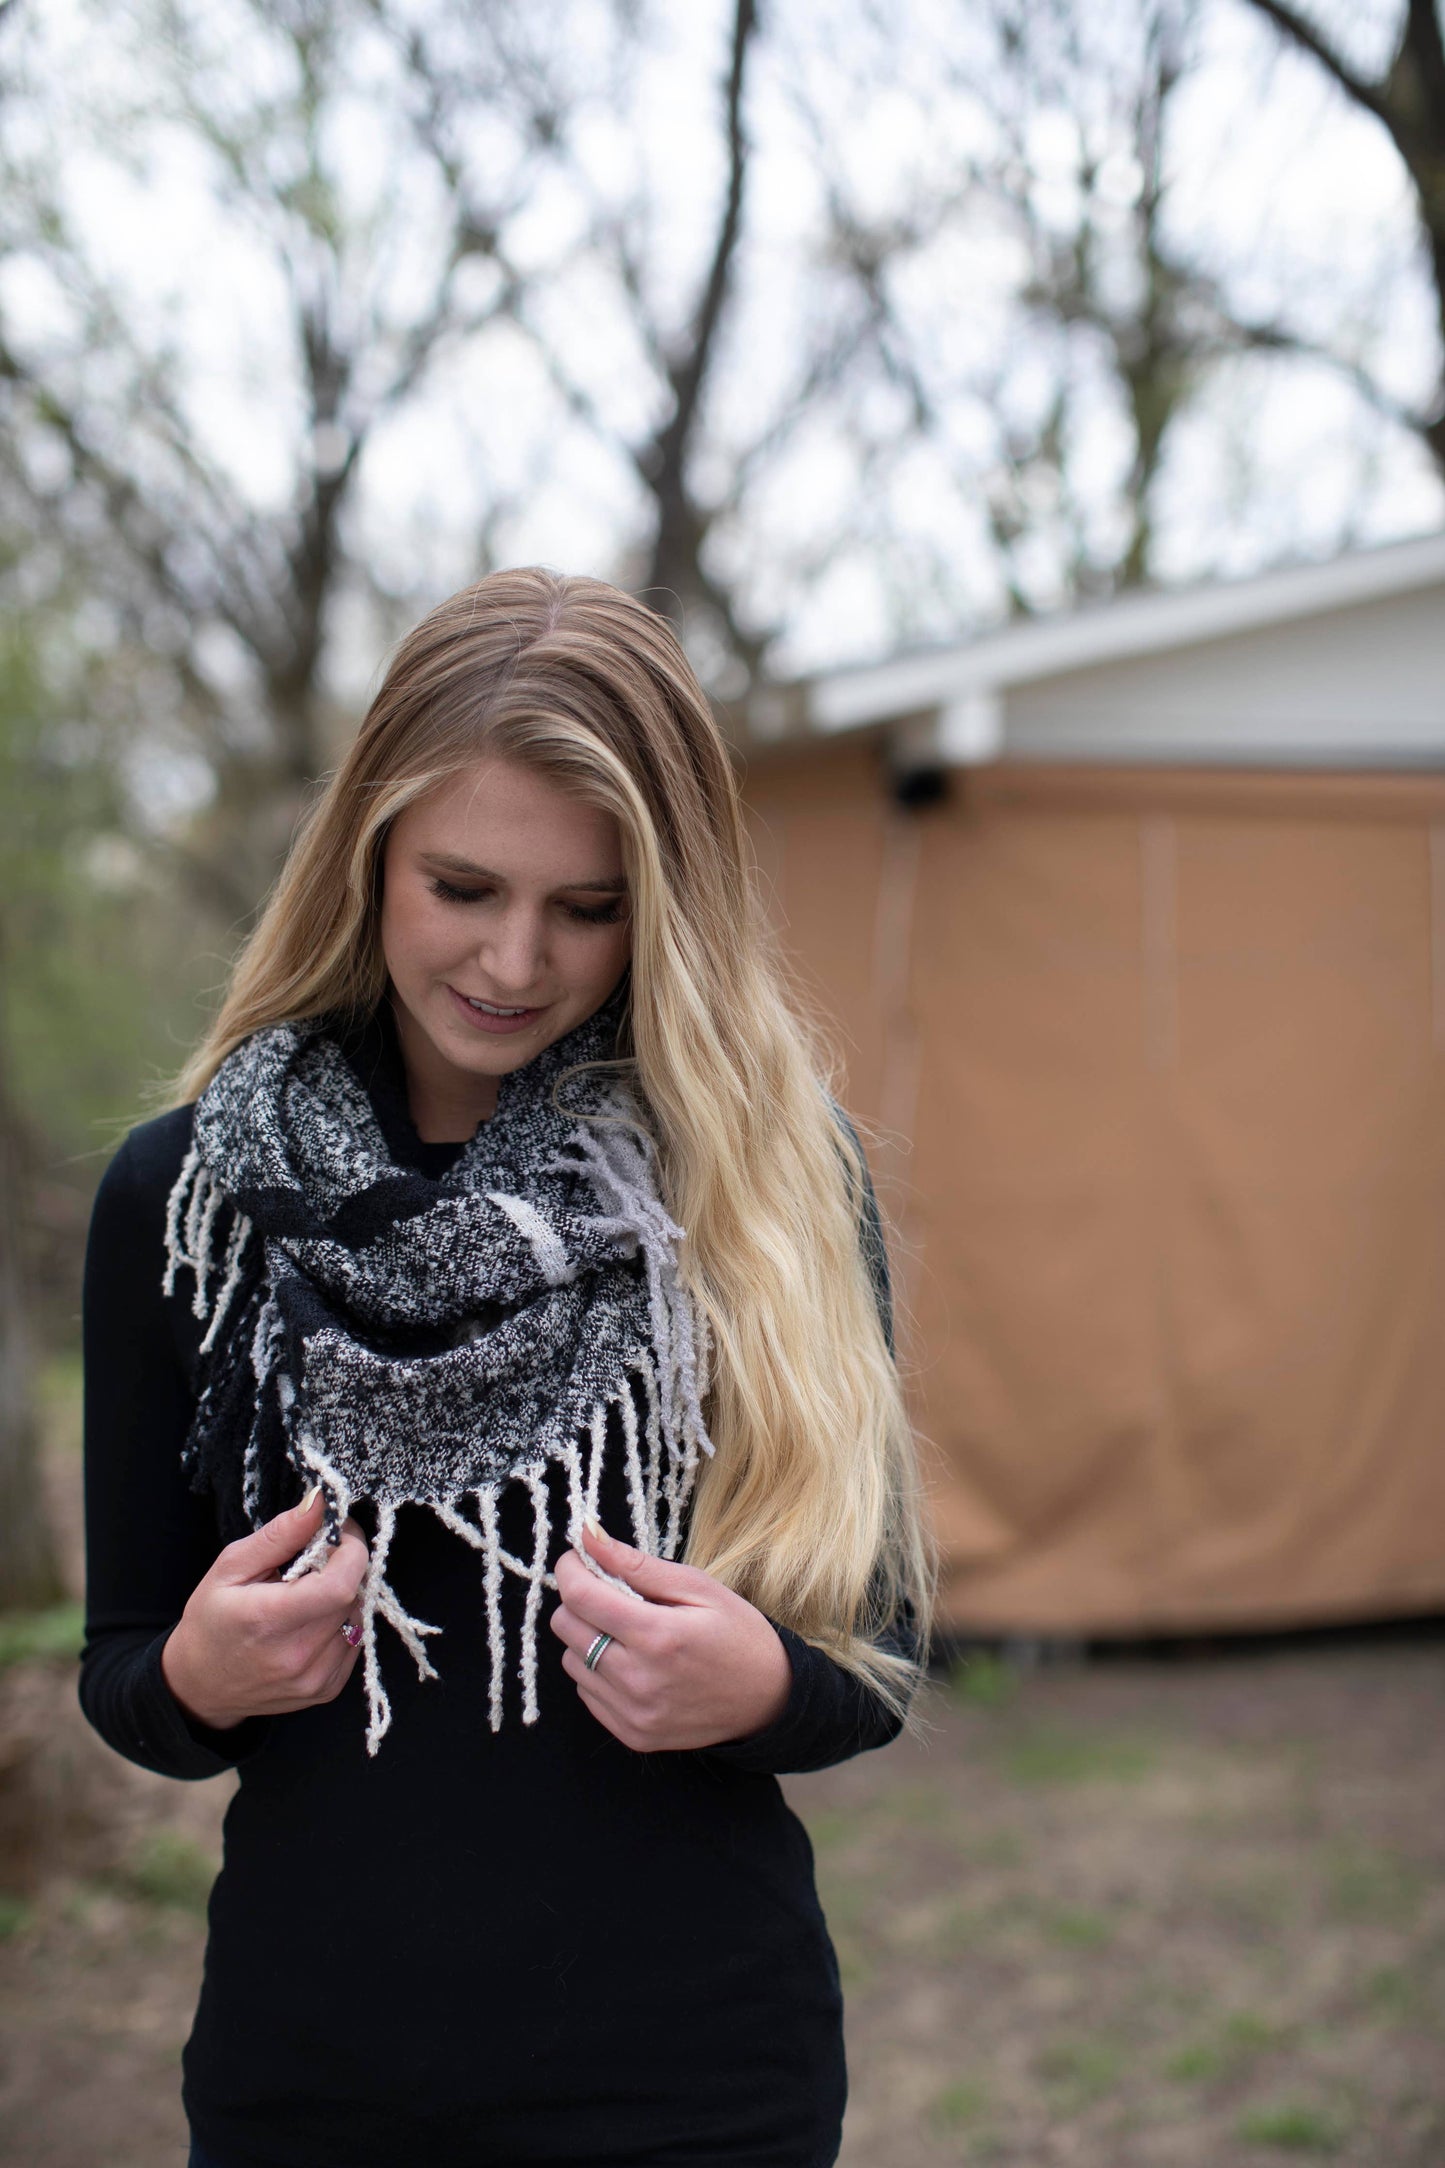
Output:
447 984 546 1032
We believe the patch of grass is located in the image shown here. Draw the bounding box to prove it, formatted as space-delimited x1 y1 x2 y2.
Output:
1207 1870 1297 1933
950 1652 1018 1710
931 2076 990 2130
0 1602 84 1669
1323 1840 1425 1926
1036 2036 1123 2104
965 1830 1025 1869
935 1895 1038 1953
1166 2040 1229 2084
122 1830 217 1914
1163 2008 1286 2087
815 1878 874 1950
1236 2101 1346 2152
1223 2011 1285 2052
886 1783 953 1830
1042 1905 1115 1949
937 1902 993 1952
0 1892 34 1938
801 1809 856 1856
1362 1964 1429 2024
37 1352 84 1450
1004 1729 1156 1786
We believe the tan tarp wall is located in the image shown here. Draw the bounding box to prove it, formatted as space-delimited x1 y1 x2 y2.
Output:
744 745 1445 1634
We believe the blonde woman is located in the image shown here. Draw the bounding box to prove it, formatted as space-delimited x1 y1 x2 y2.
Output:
80 569 931 2168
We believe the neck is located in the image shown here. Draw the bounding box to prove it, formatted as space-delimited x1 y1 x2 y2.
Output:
391 1000 500 1141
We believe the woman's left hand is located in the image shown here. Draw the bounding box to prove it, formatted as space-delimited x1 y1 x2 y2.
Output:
549 1522 793 1752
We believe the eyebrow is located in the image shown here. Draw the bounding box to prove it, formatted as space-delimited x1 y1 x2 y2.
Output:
422 852 628 894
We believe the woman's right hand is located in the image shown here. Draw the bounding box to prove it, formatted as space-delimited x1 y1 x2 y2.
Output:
160 1489 371 1731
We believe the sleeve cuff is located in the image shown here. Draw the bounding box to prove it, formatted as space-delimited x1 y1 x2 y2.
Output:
701 1625 866 1775
139 1630 271 1777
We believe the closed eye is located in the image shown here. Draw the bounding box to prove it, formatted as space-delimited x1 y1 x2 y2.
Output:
563 899 627 925
429 877 487 905
428 877 626 926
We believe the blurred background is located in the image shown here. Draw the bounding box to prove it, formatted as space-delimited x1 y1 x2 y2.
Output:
0 1 1442 2163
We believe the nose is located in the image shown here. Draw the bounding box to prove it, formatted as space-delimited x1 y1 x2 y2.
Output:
478 900 547 998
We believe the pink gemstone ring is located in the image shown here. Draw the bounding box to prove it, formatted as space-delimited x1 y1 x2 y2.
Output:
340 1619 362 1648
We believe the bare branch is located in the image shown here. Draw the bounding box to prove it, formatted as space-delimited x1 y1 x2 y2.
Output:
1237 1 1386 120
642 0 759 624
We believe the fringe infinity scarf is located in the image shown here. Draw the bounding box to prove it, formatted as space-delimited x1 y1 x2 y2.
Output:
161 993 713 1754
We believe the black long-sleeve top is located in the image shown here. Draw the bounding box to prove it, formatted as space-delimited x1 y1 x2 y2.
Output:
81 1084 913 2168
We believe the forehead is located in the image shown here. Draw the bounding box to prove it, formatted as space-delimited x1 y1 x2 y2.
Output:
394 756 623 872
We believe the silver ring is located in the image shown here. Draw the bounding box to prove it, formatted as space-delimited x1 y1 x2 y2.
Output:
583 1631 613 1673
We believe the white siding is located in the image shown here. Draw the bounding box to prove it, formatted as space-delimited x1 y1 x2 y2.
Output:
1002 586 1445 767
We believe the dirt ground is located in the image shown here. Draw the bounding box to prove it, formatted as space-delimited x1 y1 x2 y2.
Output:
2 1414 1443 2166
805 1637 1445 2168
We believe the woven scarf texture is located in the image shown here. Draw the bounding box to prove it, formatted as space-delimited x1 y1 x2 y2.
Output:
162 991 713 1753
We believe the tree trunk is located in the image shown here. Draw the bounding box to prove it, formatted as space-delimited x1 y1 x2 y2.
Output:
0 1029 64 1613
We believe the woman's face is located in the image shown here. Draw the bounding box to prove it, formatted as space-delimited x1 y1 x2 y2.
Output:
380 755 632 1138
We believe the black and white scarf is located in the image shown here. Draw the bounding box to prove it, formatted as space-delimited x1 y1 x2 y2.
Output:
161 992 713 1754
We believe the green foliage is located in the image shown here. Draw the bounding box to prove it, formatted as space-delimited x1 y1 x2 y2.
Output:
1164 2008 1288 2085
1323 1839 1425 1926
931 2076 990 2128
1036 2036 1123 2103
1361 1963 1430 2024
1235 2101 1346 2152
0 616 214 1175
0 1601 84 1668
1165 2040 1229 2083
1004 1728 1156 1785
0 1892 35 1938
123 1830 218 1914
1042 1905 1115 1948
950 1650 1018 1709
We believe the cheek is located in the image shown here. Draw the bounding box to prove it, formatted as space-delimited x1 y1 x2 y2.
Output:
584 921 632 992
380 883 446 985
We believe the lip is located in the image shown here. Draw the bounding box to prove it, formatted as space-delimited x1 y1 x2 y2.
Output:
446 984 547 1036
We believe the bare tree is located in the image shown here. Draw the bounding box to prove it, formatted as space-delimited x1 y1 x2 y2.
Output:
0 1016 62 1612
633 0 762 656
389 0 775 683
1236 0 1445 471
0 0 570 913
774 0 1224 614
2 0 1436 797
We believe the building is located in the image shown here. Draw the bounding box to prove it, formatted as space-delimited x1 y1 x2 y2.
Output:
741 533 1445 1636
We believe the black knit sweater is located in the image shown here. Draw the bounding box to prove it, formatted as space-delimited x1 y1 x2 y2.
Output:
81 1085 913 2168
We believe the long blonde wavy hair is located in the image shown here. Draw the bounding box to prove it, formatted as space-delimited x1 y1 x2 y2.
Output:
174 568 932 1712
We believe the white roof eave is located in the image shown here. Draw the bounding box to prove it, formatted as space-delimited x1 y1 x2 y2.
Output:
804 531 1445 737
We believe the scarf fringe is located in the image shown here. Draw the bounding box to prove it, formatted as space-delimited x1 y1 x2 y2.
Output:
163 1110 716 1757
276 1356 691 1755
163 1143 254 1353
548 1118 714 1488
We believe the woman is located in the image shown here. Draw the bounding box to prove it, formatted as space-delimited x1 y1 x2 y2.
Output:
81 568 931 2168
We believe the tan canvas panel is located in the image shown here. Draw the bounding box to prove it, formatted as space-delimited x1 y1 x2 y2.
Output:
743 750 1445 1634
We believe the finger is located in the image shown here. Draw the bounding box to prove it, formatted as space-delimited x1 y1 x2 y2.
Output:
257 1530 371 1624
304 1633 364 1707
553 1549 654 1641
560 1651 649 1750
215 1488 327 1586
579 1520 713 1606
548 1600 630 1664
560 1643 630 1710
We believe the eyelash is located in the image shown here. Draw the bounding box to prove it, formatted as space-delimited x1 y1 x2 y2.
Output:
428 877 625 926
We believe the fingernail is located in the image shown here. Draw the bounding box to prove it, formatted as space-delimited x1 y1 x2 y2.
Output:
583 1512 602 1538
301 1483 322 1512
